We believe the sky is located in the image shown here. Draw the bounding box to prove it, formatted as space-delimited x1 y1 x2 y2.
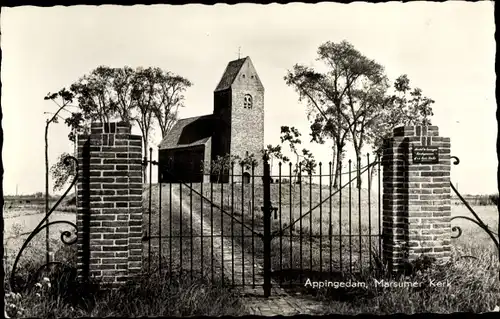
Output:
1 2 496 196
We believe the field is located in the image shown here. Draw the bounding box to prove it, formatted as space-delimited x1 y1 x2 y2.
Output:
449 204 499 258
4 203 77 271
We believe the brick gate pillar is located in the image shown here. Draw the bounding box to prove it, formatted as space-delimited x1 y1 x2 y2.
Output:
382 125 451 273
76 122 143 287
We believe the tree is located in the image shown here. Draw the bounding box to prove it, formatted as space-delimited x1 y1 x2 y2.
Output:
201 152 259 184
309 111 350 189
299 149 317 177
209 154 239 183
63 66 127 146
285 42 365 189
151 71 192 138
113 66 136 123
58 66 192 183
286 41 435 190
44 89 75 200
357 75 434 194
69 66 123 124
369 74 435 155
130 67 160 182
43 88 74 264
280 126 317 183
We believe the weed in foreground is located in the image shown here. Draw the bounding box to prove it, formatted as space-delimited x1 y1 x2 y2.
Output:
5 234 244 318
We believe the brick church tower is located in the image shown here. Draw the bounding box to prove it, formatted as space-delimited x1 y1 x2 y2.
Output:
213 56 265 180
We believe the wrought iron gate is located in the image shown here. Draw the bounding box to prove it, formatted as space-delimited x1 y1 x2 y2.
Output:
263 154 382 295
143 149 382 297
9 156 79 293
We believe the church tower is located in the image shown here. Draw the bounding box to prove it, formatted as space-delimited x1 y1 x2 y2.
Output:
213 56 265 180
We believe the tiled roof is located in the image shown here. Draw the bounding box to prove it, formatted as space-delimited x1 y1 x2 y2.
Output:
158 114 215 150
214 57 248 92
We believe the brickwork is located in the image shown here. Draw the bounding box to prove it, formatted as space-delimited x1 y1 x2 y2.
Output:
382 125 451 272
230 58 265 180
76 122 143 287
213 57 264 182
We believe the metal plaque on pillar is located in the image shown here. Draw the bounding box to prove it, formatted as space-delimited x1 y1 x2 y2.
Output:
412 146 439 164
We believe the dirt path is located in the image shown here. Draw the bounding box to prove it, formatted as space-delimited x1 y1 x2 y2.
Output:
169 185 329 316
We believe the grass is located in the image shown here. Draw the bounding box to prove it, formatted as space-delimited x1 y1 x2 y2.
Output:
4 246 244 317
314 204 500 314
4 199 244 318
313 247 500 314
452 193 499 206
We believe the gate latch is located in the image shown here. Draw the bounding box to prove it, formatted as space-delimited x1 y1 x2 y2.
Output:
260 206 279 219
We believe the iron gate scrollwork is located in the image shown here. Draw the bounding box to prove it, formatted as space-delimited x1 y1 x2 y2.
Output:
449 156 500 263
10 156 79 293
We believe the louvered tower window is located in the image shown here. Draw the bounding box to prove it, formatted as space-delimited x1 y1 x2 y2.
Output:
243 94 253 109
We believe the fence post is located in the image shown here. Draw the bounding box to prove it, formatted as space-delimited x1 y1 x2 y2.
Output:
262 153 272 297
382 125 451 273
76 122 143 288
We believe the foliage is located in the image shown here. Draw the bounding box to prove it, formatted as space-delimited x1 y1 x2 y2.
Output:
489 194 499 206
149 70 192 138
370 74 435 155
44 88 77 139
55 66 192 150
128 67 161 182
284 42 356 188
207 154 239 183
49 153 77 192
299 148 317 176
202 152 261 183
315 251 499 314
4 240 241 318
64 112 90 143
69 66 124 124
316 41 388 161
280 126 317 178
44 89 77 202
44 88 74 106
239 152 260 171
262 144 290 164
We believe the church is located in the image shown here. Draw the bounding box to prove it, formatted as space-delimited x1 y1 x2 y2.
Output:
158 56 264 183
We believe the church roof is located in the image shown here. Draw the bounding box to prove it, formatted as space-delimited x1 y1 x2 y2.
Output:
214 57 248 92
158 114 215 150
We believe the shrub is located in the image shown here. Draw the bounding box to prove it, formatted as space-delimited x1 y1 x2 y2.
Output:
489 194 499 206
